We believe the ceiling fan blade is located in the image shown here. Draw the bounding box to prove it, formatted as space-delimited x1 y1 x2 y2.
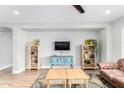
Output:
73 5 85 14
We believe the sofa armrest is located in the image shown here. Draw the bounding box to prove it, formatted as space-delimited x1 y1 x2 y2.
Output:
98 63 119 69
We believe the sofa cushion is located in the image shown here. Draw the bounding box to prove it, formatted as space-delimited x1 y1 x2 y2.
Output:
112 69 124 77
117 59 124 68
100 69 115 80
120 67 124 72
100 69 124 80
113 77 124 88
99 63 119 69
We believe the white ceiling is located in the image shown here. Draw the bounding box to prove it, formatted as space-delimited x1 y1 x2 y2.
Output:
0 5 124 23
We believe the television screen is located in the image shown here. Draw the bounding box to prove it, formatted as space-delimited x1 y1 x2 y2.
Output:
55 41 70 50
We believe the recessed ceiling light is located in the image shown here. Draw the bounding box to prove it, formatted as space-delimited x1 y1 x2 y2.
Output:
13 10 20 15
105 10 111 15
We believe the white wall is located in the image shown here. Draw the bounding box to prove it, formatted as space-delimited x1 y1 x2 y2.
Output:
97 28 107 62
0 22 110 73
121 29 124 58
12 28 28 74
0 27 12 70
1 20 123 73
111 17 124 62
106 25 112 62
98 25 112 63
97 17 124 63
27 30 98 68
0 22 108 73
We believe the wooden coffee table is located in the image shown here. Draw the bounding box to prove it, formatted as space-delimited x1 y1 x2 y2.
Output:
45 69 89 88
45 69 67 88
66 69 90 88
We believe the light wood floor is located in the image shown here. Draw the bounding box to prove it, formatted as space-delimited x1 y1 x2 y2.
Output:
0 68 40 88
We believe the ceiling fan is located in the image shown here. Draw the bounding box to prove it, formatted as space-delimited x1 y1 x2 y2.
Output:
73 5 85 14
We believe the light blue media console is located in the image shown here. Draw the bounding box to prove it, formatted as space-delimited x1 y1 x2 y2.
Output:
50 55 73 68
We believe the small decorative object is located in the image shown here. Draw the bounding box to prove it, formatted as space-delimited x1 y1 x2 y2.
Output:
85 39 91 45
85 39 97 50
33 39 40 45
90 39 97 50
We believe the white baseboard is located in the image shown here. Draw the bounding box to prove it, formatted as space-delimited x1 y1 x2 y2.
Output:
25 66 28 69
41 66 50 68
12 68 25 74
41 66 81 69
74 66 81 68
0 64 12 70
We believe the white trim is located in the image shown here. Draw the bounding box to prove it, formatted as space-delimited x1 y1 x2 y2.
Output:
25 65 81 69
41 65 81 69
25 66 29 69
0 64 12 70
74 66 81 68
41 66 50 68
12 68 25 74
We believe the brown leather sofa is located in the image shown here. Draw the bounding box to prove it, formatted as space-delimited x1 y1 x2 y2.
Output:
99 59 124 88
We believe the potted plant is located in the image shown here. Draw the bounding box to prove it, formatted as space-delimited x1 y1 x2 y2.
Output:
33 39 40 45
85 39 97 50
85 39 91 45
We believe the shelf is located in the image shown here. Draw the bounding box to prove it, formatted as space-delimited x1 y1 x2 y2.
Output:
82 45 96 70
28 44 40 70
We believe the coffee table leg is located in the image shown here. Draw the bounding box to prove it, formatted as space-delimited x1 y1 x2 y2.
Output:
47 80 50 88
85 80 88 88
63 80 66 88
65 80 67 88
69 80 71 88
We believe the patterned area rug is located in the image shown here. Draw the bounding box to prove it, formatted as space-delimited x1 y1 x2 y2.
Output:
32 69 113 88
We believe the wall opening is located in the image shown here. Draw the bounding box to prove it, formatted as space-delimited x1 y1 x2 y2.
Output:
0 26 12 72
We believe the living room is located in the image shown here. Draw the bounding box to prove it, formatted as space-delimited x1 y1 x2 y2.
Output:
0 3 124 90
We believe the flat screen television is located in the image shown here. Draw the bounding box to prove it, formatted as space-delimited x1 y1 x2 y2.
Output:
55 41 70 50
